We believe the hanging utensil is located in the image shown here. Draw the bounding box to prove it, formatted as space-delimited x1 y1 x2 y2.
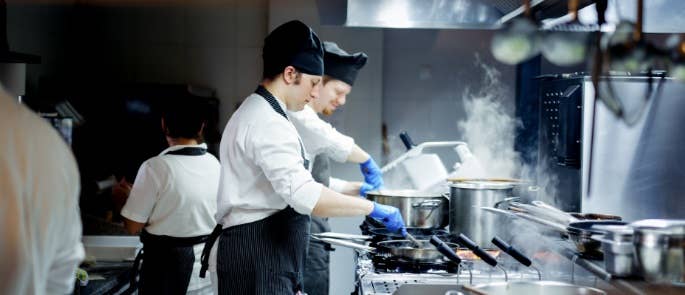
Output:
541 0 591 66
491 0 540 65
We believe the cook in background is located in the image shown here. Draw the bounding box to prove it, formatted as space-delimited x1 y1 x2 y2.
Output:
288 41 377 295
199 20 405 295
120 97 220 295
0 86 85 294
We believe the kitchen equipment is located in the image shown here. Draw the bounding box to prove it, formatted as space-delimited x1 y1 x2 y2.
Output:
631 219 685 284
566 220 628 257
367 190 449 229
381 132 469 191
377 239 460 261
491 236 541 280
368 227 449 240
456 233 507 281
469 281 606 295
311 233 376 252
82 236 142 262
449 180 520 246
591 225 637 277
540 0 590 66
534 74 685 220
491 0 540 65
405 232 422 248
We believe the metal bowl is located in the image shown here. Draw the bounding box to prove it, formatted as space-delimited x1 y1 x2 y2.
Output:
471 281 606 295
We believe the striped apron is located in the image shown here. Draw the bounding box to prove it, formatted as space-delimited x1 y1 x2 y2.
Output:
200 86 311 294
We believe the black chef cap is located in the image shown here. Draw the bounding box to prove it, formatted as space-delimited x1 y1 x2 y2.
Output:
323 41 368 86
262 20 324 79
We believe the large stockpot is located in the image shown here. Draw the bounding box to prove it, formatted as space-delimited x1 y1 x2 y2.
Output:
449 180 520 246
366 190 448 229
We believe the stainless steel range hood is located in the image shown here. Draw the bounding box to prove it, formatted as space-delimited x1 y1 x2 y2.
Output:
318 0 685 33
316 0 590 29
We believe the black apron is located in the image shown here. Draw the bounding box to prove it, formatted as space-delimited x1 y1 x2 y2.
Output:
200 86 311 294
129 146 210 294
303 154 333 295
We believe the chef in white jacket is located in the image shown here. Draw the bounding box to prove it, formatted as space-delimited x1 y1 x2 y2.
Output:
288 41 378 295
121 98 219 294
0 87 84 294
199 20 406 295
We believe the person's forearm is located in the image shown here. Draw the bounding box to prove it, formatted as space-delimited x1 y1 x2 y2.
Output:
311 186 374 217
338 181 363 196
346 144 370 163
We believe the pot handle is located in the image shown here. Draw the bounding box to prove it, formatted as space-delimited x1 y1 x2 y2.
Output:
412 199 442 208
430 235 462 265
456 234 498 267
491 236 532 267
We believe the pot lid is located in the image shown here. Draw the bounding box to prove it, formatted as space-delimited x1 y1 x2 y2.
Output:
366 189 444 198
630 219 685 234
449 179 521 189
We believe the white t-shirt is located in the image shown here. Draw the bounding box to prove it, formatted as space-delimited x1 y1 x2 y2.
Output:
0 91 84 294
215 93 323 228
121 143 220 237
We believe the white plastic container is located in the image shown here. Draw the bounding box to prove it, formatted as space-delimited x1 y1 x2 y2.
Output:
82 235 142 262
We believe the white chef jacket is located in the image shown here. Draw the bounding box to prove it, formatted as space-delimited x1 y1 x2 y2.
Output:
121 143 220 293
288 105 355 192
121 143 220 237
215 92 323 228
0 91 84 294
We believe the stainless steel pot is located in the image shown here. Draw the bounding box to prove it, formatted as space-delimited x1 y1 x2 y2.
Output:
631 219 685 284
449 180 519 246
366 190 448 228
592 225 637 277
470 281 606 295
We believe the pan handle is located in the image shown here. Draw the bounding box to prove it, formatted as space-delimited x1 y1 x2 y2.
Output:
429 235 462 265
399 131 416 150
491 236 532 267
456 234 498 267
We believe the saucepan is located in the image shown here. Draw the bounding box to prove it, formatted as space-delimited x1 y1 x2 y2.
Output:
313 232 498 263
311 232 458 261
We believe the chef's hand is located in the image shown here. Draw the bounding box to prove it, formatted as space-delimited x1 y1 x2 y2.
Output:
359 182 375 197
360 157 384 190
369 202 407 236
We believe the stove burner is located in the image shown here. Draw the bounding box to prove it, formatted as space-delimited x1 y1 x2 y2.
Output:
371 254 460 274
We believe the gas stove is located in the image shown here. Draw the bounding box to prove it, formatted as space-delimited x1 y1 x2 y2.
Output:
354 251 542 295
354 222 542 295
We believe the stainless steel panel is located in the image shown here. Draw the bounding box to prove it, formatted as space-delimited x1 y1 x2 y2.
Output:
580 78 685 221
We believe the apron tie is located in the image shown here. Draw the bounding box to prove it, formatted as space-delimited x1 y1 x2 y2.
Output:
199 224 223 278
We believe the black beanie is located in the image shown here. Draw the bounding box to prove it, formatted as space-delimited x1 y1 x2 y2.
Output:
263 20 324 78
323 41 368 86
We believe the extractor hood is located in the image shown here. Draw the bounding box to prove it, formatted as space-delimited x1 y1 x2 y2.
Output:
316 0 594 30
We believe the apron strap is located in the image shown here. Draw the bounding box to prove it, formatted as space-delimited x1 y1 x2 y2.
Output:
164 147 207 156
255 85 310 169
199 224 223 278
128 248 144 293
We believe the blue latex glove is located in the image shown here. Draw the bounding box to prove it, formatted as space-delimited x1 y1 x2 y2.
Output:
359 182 375 197
369 202 407 236
360 158 384 190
